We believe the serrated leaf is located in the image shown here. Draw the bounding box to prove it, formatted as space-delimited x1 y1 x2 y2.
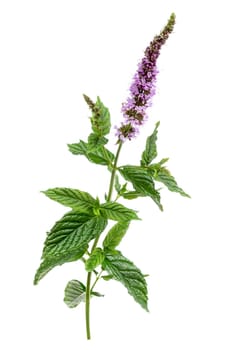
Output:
119 166 163 211
64 279 103 308
85 248 105 272
34 245 87 285
68 141 114 166
141 121 160 166
100 202 139 221
67 140 88 155
42 212 107 258
34 213 107 284
103 221 130 250
87 147 114 166
154 167 190 198
41 188 97 212
102 251 148 311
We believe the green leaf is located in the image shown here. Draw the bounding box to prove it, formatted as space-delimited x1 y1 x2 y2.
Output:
87 147 114 166
68 141 114 166
85 248 105 272
122 191 146 200
42 212 107 258
154 167 190 198
103 221 130 250
64 280 103 308
114 175 121 193
67 140 88 155
91 291 104 297
88 133 108 149
64 280 86 308
119 166 163 211
34 212 107 284
141 121 160 166
41 188 97 212
102 251 148 311
34 246 87 285
100 202 139 221
114 176 128 197
102 274 113 281
90 97 111 137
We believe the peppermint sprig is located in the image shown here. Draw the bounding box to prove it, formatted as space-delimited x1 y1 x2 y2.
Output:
34 13 190 341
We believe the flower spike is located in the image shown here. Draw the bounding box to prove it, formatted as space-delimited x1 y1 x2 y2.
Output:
116 13 175 142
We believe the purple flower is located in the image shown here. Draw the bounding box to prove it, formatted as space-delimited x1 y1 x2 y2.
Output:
116 13 175 142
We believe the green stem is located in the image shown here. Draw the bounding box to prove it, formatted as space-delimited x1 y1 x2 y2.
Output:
107 141 123 202
91 269 103 292
85 272 92 340
85 141 123 340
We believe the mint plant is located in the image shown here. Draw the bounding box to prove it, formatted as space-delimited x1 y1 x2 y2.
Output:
34 13 189 340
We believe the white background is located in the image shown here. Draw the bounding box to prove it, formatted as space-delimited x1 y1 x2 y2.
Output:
1 0 233 349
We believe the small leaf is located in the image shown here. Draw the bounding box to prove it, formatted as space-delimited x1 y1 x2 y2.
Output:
91 291 104 297
85 248 105 272
41 188 97 212
141 121 160 166
90 97 111 137
100 202 139 221
114 175 128 196
154 167 190 198
64 279 103 308
68 141 114 166
120 166 163 211
102 274 113 281
64 280 86 308
87 147 114 166
67 140 88 155
88 133 108 149
122 191 146 200
114 175 121 193
102 251 148 311
103 221 130 250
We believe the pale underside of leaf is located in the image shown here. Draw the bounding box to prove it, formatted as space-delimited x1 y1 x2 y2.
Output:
64 280 86 308
64 279 103 308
